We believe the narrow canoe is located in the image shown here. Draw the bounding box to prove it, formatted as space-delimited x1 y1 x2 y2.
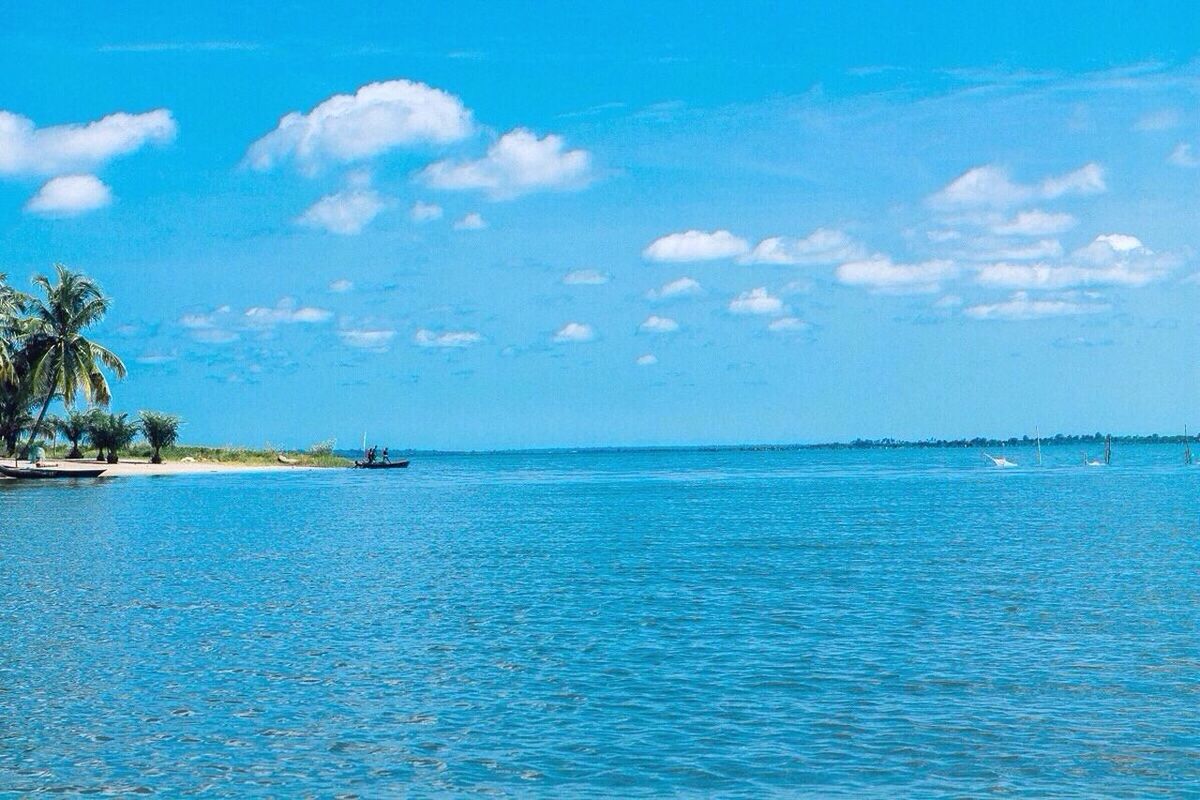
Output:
0 464 107 479
353 460 410 470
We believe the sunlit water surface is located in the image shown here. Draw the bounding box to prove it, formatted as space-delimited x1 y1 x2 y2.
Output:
1 445 1198 797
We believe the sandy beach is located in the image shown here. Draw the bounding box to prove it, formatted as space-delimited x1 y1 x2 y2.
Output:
2 459 316 478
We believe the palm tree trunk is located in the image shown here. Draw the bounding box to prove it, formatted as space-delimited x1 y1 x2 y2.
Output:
22 391 53 462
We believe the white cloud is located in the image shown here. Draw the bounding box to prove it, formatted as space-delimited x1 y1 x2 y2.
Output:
639 315 679 333
245 80 473 172
420 128 593 199
1169 142 1200 168
976 262 1153 290
728 287 785 316
964 291 1110 321
991 210 1076 237
636 354 657 366
414 328 483 348
929 165 1031 209
643 229 749 262
297 188 386 235
339 327 396 351
1041 163 1106 199
1075 233 1143 262
836 257 958 293
453 211 486 230
562 269 610 285
975 233 1177 290
553 322 595 342
768 317 811 334
0 108 176 177
929 163 1106 209
329 279 354 293
646 276 702 301
410 200 443 222
243 298 333 327
741 228 866 264
24 174 112 216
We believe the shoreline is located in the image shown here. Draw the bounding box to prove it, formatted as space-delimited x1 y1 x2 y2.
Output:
2 458 319 478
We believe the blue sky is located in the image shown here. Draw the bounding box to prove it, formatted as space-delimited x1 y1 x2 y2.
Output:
3 2 1200 449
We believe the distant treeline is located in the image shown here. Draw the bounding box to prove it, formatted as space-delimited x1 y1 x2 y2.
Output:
339 432 1198 457
751 433 1197 451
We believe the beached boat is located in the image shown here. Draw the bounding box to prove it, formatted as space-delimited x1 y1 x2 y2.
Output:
0 464 107 479
353 460 410 470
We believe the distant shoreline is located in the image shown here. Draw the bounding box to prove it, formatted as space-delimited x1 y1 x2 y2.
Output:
342 433 1197 458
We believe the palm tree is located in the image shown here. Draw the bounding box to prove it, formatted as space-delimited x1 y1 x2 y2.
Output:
85 411 108 462
0 273 27 382
91 412 139 464
139 411 181 464
55 408 98 459
21 265 126 459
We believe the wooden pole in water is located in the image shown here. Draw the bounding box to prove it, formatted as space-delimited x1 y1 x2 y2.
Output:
1104 434 1112 466
1035 426 1042 466
1186 425 1193 466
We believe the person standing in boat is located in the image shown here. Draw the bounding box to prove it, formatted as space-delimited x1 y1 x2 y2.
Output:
381 448 389 464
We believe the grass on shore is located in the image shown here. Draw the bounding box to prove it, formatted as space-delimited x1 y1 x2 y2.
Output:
40 443 353 467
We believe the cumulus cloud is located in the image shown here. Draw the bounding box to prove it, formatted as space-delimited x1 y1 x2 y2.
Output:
243 298 333 327
297 187 386 235
964 291 1110 321
636 354 657 366
24 174 112 216
646 276 702 301
728 287 785 316
0 108 176 177
836 257 958 293
562 269 610 285
329 278 354 292
975 234 1178 290
453 211 486 230
553 322 595 342
339 327 396 351
245 80 473 172
929 163 1106 209
741 228 866 265
410 200 443 222
643 230 749 262
414 328 483 348
991 210 1077 237
639 315 679 333
420 128 593 199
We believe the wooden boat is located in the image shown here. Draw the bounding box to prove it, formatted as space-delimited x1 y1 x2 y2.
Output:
353 460 410 470
0 464 107 479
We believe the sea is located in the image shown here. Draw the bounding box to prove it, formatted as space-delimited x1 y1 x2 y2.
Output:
2 444 1197 797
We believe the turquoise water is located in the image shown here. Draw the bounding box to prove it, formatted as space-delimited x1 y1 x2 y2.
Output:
2 446 1198 797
